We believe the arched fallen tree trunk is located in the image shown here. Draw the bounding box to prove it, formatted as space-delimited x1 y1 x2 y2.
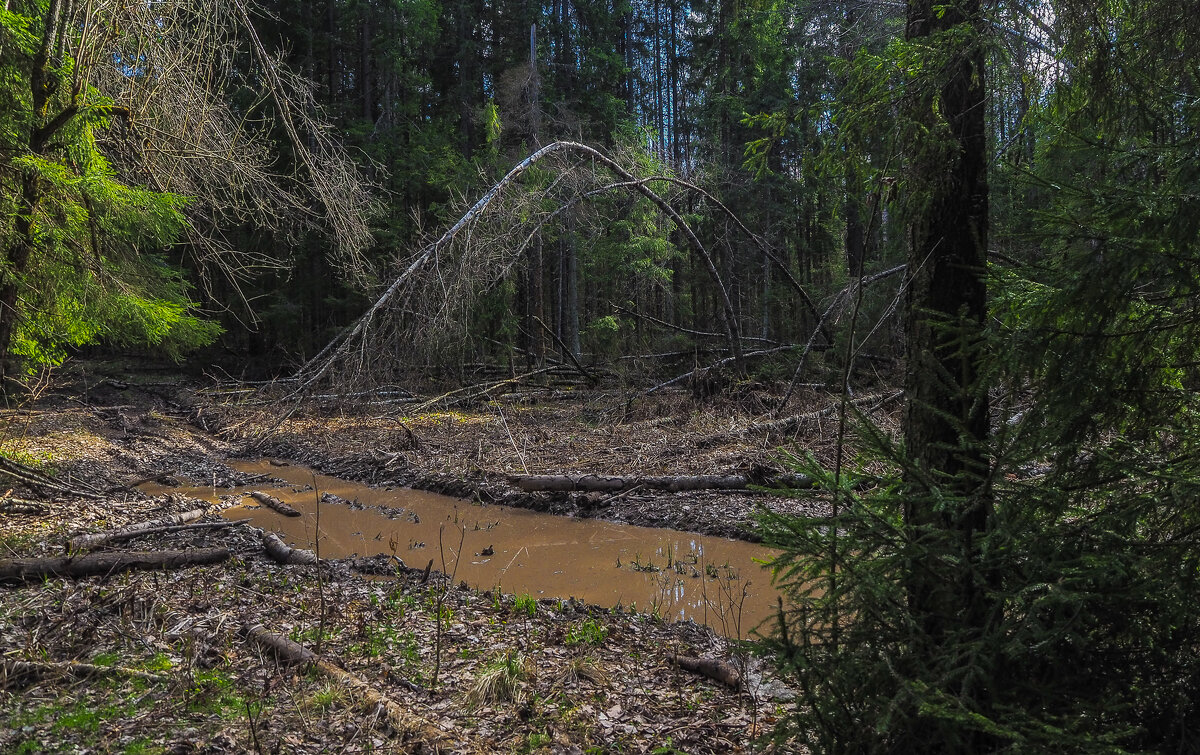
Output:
287 141 748 398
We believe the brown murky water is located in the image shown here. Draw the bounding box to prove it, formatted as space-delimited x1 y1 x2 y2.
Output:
164 460 783 637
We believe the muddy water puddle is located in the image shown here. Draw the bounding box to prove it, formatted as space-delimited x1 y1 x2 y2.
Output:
164 460 782 636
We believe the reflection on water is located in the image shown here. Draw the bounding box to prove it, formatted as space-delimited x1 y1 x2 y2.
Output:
157 460 783 637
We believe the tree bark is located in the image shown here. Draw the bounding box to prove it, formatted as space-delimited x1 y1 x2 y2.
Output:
261 530 318 565
246 490 302 517
509 472 813 493
668 654 741 689
243 623 450 747
69 509 210 549
901 0 994 735
0 548 230 583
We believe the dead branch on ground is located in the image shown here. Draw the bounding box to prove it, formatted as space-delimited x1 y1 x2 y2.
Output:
700 391 904 447
69 508 208 549
243 623 450 748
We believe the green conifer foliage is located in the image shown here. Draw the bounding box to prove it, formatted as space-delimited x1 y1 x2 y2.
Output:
761 2 1200 751
0 3 219 380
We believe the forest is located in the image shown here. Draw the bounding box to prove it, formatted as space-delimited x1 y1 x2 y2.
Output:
1 0 1198 752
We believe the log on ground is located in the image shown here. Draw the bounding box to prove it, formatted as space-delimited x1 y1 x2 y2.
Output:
261 531 318 565
243 623 450 749
668 654 741 689
508 472 813 493
71 521 247 550
0 499 47 515
0 548 230 584
246 491 302 517
69 509 207 549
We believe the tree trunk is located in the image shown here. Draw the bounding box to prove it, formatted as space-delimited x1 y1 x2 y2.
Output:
0 0 62 393
0 548 231 583
509 472 813 493
901 0 994 741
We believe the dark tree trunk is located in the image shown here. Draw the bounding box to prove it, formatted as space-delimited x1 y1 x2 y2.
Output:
901 0 992 656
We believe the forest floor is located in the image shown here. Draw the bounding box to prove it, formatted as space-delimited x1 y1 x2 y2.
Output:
0 361 901 754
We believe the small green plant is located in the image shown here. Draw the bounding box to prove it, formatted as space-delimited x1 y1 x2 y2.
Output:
523 731 553 752
186 669 242 715
91 651 120 667
631 553 659 573
308 682 347 713
566 619 608 647
144 652 173 672
514 593 537 618
289 625 340 644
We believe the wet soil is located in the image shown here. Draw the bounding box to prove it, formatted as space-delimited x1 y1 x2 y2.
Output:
0 363 890 753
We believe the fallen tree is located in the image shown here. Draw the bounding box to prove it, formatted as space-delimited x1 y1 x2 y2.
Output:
0 455 103 500
0 498 47 515
0 548 230 584
275 140 838 406
69 509 208 549
698 391 904 447
70 520 245 550
243 623 450 748
246 491 302 517
1 659 171 685
508 472 814 493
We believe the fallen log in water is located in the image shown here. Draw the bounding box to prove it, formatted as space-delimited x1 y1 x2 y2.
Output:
243 623 450 748
0 548 230 584
70 509 208 549
261 531 318 565
508 472 813 493
246 490 302 517
668 654 742 689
